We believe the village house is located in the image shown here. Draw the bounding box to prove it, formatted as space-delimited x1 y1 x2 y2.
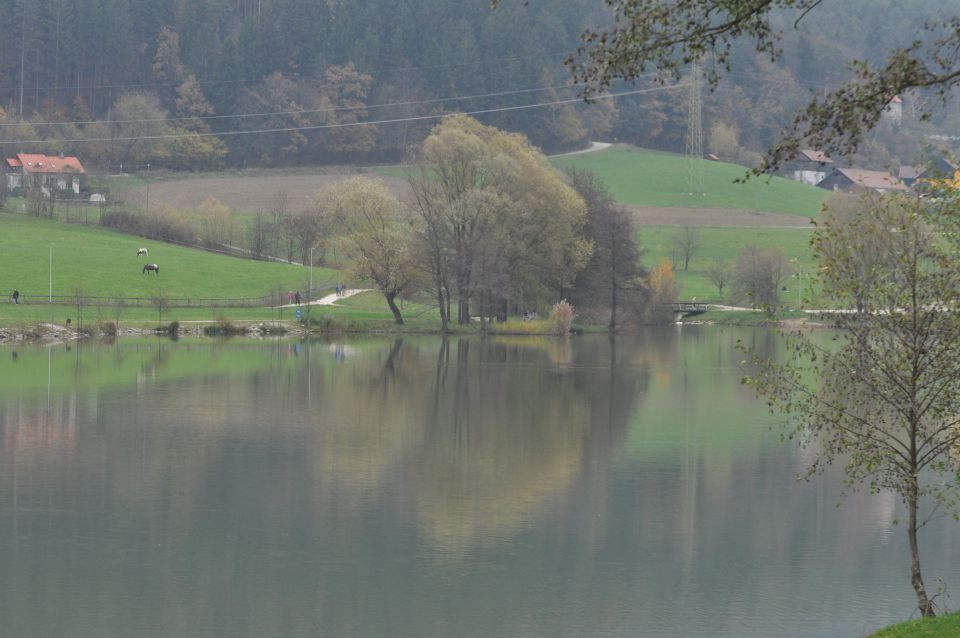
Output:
816 168 907 194
787 149 833 185
898 157 958 189
4 152 85 197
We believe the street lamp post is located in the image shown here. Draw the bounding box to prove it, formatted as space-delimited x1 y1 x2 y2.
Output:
48 242 52 302
308 246 314 322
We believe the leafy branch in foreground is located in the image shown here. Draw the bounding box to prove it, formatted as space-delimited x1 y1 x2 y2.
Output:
744 193 960 618
564 0 960 171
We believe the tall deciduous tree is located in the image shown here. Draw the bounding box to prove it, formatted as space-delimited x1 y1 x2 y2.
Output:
409 115 590 327
321 177 417 324
316 63 378 158
565 167 645 330
746 194 960 617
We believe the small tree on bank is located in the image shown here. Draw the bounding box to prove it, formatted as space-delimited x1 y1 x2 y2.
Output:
706 257 733 300
322 177 416 324
733 246 788 316
745 194 960 617
671 225 701 272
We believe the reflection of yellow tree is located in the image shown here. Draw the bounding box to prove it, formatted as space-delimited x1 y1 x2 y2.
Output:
412 363 592 557
308 341 432 509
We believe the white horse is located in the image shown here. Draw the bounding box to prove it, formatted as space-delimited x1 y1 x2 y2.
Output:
137 248 148 257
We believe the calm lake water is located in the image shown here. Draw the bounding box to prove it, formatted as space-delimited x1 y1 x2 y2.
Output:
0 329 958 638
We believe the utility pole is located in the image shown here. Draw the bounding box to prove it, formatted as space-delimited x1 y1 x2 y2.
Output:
48 242 52 302
19 6 26 117
685 60 705 197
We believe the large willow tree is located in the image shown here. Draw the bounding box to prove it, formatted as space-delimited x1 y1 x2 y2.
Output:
409 115 590 329
746 194 960 617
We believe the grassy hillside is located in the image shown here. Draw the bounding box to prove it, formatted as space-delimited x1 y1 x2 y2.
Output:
639 226 815 300
550 146 826 216
0 212 337 303
869 611 960 637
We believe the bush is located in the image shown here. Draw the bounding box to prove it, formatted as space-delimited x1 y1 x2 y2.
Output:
100 206 196 244
98 321 118 336
203 318 245 336
488 319 554 335
550 300 575 334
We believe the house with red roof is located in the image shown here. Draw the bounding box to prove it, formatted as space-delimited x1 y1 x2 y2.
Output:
816 168 907 194
4 152 85 197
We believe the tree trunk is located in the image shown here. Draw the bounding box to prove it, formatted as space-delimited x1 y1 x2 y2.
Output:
609 283 619 332
437 288 448 332
385 291 404 325
609 244 619 332
908 480 936 617
478 289 487 332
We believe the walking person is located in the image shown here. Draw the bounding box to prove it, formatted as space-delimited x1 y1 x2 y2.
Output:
294 291 302 305
11 289 19 305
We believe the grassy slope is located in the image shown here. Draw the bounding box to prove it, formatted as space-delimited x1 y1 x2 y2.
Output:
639 226 815 300
0 211 339 311
869 612 960 637
550 146 826 216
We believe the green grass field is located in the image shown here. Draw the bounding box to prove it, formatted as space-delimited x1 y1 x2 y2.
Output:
869 612 960 637
0 211 338 305
550 146 826 216
639 226 816 301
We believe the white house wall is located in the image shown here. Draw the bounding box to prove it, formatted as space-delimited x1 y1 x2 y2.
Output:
793 169 827 186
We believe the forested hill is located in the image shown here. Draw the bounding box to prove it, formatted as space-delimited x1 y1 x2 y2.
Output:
0 0 958 170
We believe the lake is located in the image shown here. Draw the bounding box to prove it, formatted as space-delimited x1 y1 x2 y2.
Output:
0 329 957 637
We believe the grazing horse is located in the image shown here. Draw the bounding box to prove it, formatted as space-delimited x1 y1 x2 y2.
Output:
137 248 148 257
142 263 160 275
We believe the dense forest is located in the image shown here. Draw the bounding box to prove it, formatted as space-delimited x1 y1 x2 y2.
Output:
1 0 959 170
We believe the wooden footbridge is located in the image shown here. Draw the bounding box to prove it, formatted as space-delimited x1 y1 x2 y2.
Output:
669 302 710 318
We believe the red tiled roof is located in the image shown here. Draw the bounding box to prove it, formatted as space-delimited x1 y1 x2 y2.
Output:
6 157 21 168
837 168 906 191
11 153 85 174
800 149 832 164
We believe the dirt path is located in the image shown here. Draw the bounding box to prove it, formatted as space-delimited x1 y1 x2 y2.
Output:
624 204 814 228
549 141 613 157
276 288 372 308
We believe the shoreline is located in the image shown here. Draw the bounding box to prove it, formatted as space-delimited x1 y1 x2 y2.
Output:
0 312 831 346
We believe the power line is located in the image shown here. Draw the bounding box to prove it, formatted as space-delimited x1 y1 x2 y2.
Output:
0 84 689 146
4 71 668 128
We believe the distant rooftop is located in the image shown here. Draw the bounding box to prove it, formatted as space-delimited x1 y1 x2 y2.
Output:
836 168 906 191
6 153 85 174
799 149 832 164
